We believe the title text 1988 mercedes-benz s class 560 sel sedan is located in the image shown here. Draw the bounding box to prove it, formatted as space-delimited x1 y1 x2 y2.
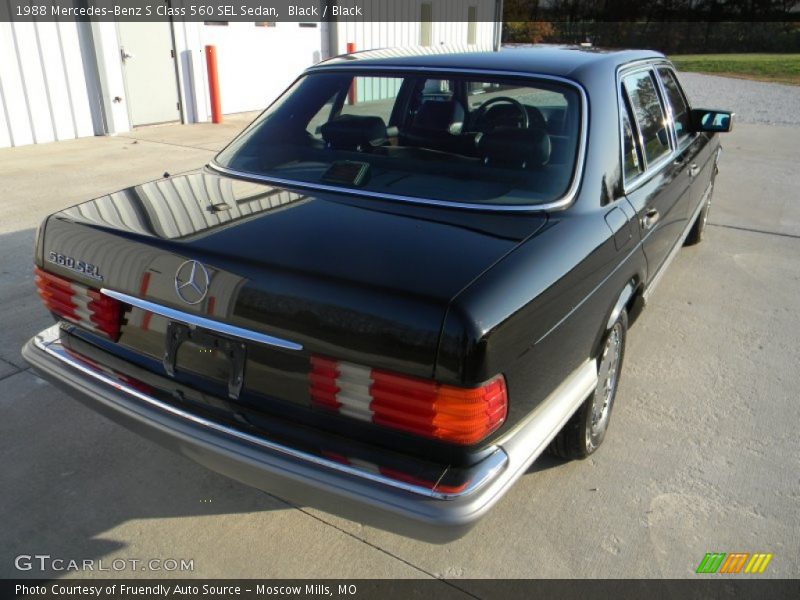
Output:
23 46 731 542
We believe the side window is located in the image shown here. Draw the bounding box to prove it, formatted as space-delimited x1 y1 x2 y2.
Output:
420 79 454 103
621 104 643 181
623 70 671 166
306 92 338 138
657 68 691 143
338 76 403 125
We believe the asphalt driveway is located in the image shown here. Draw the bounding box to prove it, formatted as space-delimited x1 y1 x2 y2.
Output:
1 76 798 580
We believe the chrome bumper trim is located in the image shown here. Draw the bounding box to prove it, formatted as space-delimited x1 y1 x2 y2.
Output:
101 288 304 351
30 324 507 500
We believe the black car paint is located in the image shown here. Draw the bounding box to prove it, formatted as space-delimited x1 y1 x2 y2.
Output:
33 48 720 469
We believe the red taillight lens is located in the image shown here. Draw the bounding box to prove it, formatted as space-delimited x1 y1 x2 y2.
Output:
310 355 507 445
308 356 341 409
87 289 123 339
35 267 123 341
35 268 78 319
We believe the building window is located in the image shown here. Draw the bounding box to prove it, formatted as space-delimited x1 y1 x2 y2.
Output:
467 6 477 44
420 3 432 46
299 23 318 28
204 21 228 26
255 22 277 27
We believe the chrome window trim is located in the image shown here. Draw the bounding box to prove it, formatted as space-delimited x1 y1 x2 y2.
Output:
101 288 304 351
618 60 679 194
619 89 645 182
33 324 507 501
209 67 588 213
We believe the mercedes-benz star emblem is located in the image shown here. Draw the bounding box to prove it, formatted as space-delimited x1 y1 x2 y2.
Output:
174 260 211 305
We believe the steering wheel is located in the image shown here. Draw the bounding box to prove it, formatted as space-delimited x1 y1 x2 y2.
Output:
472 96 530 132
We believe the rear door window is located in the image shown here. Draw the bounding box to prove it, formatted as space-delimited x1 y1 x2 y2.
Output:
623 70 671 166
657 67 691 143
621 104 643 181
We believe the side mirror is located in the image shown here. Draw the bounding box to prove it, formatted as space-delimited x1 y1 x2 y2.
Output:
690 108 734 133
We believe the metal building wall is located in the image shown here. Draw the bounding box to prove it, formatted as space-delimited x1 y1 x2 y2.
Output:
0 21 97 148
332 0 499 56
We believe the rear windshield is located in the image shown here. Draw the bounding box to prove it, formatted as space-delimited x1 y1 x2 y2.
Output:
215 70 582 207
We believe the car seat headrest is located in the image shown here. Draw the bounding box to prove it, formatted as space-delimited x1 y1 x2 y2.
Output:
321 115 388 151
478 127 551 169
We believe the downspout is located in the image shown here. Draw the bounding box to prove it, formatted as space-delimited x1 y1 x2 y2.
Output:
75 19 108 135
325 1 339 58
494 0 504 51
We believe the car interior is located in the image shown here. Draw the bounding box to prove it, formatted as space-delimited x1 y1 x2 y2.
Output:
218 73 582 206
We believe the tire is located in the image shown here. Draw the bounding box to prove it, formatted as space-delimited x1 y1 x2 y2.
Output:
684 181 713 246
549 310 627 460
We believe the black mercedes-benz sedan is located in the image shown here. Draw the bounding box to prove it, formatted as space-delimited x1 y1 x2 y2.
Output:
23 46 731 542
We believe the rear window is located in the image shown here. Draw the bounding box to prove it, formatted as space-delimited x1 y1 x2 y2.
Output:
215 70 582 207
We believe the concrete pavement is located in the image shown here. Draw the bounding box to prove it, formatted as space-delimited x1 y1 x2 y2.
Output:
1 111 798 580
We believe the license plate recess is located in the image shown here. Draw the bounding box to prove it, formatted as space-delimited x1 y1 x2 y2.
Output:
163 321 246 400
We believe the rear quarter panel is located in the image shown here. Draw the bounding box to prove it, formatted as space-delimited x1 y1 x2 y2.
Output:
436 207 646 433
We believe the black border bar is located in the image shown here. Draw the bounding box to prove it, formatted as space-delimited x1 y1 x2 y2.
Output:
4 579 800 600
1 0 798 23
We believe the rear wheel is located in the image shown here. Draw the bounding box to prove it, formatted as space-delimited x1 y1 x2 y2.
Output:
549 310 627 460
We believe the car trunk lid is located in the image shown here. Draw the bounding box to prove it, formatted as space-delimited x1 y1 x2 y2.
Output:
38 170 546 452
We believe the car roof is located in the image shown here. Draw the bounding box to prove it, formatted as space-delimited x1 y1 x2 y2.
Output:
312 45 666 80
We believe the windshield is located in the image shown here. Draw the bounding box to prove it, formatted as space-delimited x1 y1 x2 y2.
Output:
215 70 583 207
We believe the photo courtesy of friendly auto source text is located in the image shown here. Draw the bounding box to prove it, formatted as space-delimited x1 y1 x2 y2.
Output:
0 0 798 597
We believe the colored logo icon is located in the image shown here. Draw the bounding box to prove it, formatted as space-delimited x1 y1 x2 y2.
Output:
696 552 773 574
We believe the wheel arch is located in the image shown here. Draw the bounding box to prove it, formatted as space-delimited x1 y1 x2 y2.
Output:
591 275 642 360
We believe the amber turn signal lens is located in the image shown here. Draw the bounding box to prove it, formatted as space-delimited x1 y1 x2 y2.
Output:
310 354 507 445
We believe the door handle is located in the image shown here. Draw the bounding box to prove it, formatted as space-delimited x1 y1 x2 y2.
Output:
640 207 660 230
689 163 699 177
120 47 134 62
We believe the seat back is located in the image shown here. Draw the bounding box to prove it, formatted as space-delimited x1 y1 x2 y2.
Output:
400 100 473 155
478 127 551 169
412 100 464 131
321 115 388 151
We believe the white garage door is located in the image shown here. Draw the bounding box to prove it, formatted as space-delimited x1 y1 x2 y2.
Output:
201 22 322 115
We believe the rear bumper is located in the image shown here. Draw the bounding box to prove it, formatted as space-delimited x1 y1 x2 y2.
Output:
22 324 596 543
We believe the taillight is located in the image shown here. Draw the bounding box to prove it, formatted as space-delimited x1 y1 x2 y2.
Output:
35 267 123 341
309 355 507 445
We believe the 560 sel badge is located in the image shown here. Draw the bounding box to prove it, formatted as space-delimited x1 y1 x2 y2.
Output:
47 251 102 281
